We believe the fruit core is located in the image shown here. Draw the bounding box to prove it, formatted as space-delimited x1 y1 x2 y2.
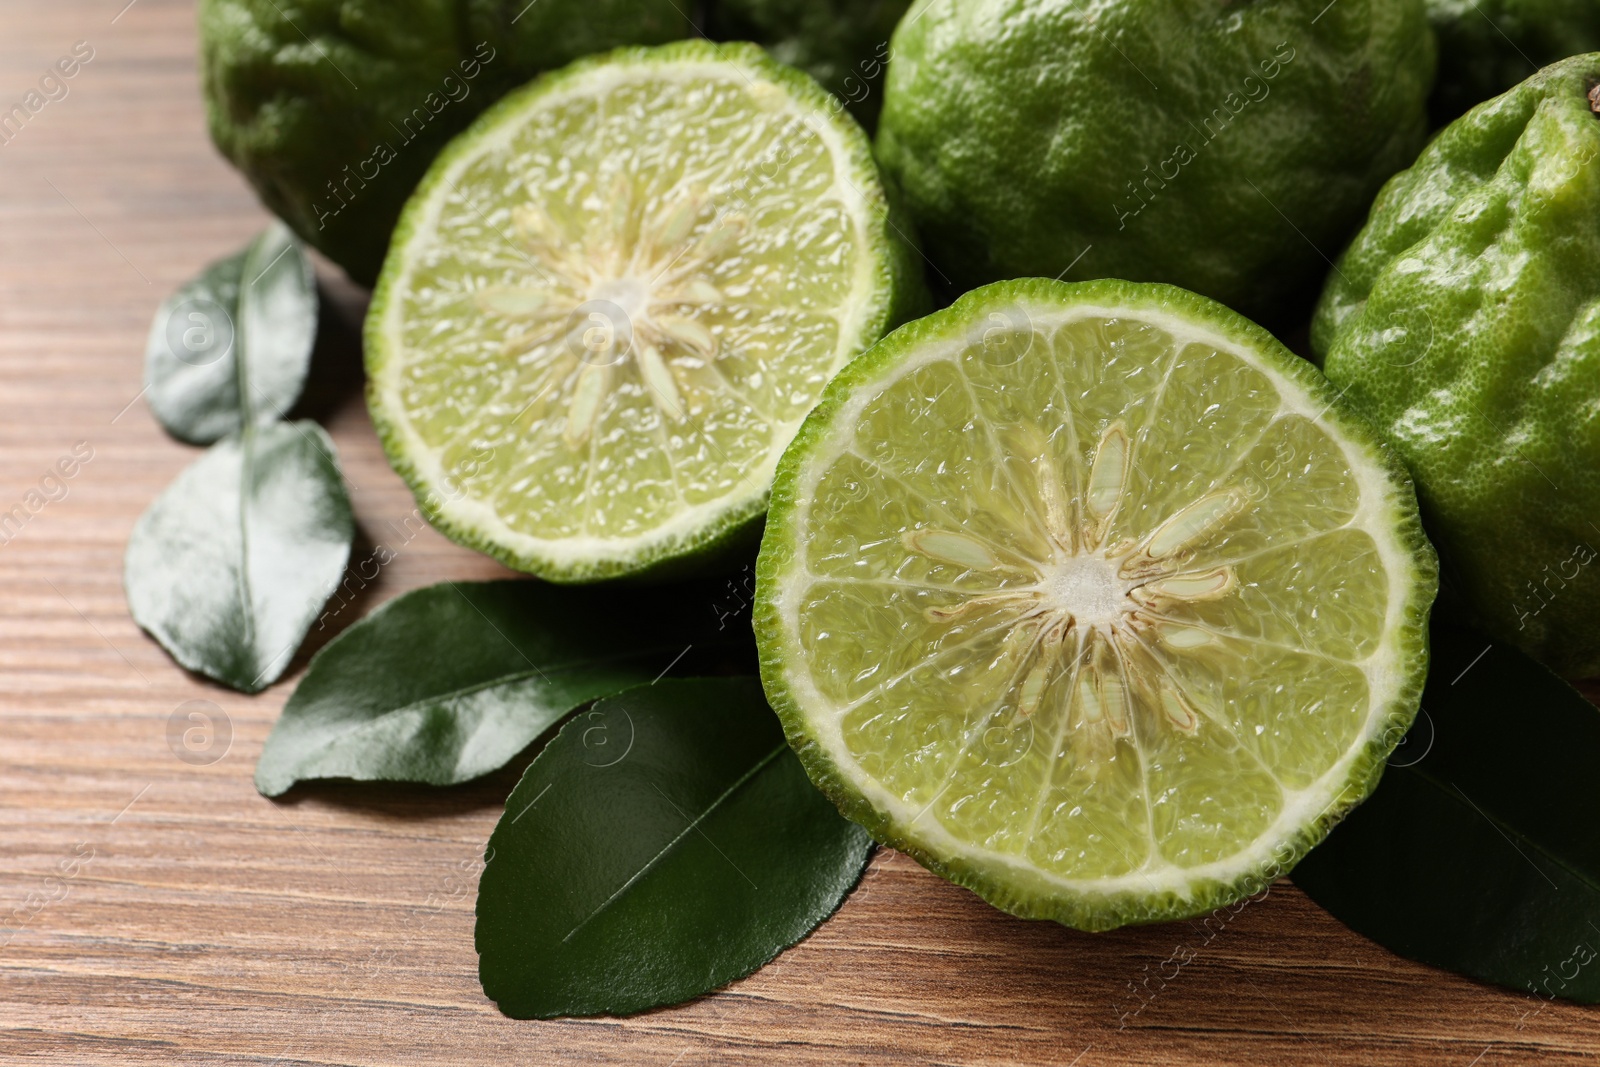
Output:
474 182 740 448
901 420 1247 747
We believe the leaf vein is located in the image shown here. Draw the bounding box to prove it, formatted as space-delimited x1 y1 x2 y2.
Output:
1405 765 1600 897
558 742 787 944
306 642 693 727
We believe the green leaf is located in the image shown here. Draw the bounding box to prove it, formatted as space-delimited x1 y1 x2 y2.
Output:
144 223 316 445
125 421 353 694
476 677 871 1019
1293 622 1600 1003
255 577 760 796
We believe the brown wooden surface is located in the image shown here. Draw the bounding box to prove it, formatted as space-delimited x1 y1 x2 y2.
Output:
1 3 1598 1064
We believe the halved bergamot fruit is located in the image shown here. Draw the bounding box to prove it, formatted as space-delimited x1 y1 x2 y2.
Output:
366 40 922 582
755 278 1437 930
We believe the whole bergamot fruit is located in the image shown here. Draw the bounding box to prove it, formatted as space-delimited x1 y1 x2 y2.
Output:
1428 0 1600 121
1313 54 1600 678
875 0 1436 324
705 0 911 128
199 0 694 285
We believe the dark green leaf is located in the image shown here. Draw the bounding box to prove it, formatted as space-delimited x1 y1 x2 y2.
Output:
476 677 871 1019
125 421 353 694
144 223 316 444
255 576 760 796
1294 622 1600 1003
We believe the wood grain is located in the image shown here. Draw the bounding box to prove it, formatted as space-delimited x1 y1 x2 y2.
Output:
1 3 1597 1064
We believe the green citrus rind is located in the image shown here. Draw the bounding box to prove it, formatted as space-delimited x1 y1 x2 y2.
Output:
366 39 924 583
755 277 1438 931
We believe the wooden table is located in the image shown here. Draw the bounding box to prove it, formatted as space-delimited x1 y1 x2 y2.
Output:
2 3 1596 1063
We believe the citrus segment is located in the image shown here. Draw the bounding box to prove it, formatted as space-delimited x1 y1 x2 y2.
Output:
756 279 1436 929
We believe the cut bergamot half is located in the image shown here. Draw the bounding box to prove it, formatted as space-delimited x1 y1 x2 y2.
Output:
366 40 921 581
755 279 1437 930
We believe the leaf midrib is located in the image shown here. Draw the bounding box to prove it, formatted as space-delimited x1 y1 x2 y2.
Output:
558 742 788 946
236 230 264 430
1404 763 1600 899
232 232 269 668
299 641 696 727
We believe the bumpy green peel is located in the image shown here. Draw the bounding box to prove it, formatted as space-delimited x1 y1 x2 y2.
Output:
1315 54 1600 678
199 0 694 284
874 0 1435 323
